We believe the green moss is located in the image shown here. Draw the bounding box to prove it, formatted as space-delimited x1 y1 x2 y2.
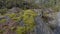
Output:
2 10 37 34
0 19 6 23
0 30 3 34
52 6 60 12
12 17 21 22
0 8 8 15
23 10 37 31
23 10 37 17
16 26 25 34
7 11 23 22
16 10 37 34
8 13 16 18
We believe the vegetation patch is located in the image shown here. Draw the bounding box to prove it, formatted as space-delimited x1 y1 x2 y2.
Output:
16 10 37 34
